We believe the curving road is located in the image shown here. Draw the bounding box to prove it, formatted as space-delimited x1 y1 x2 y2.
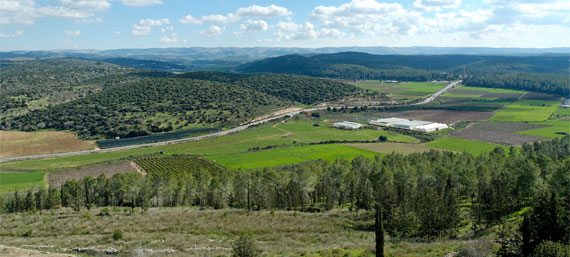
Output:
0 80 461 163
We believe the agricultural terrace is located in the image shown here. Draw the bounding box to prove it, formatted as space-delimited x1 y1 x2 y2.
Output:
0 130 95 158
353 81 447 102
489 99 560 122
135 155 225 177
0 171 45 194
426 137 511 155
450 122 548 146
47 161 138 189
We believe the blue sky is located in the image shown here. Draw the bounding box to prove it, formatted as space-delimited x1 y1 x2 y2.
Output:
1 0 568 51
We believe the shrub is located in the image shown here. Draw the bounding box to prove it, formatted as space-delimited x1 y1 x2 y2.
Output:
457 239 493 257
99 207 111 216
231 233 260 257
112 230 123 241
531 241 569 257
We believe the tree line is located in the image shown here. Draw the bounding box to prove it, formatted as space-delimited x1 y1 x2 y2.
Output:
2 136 568 245
464 73 569 97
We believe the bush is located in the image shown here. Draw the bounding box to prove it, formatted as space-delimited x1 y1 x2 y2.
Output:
531 241 569 257
378 135 388 142
231 233 260 257
99 207 110 216
112 230 123 241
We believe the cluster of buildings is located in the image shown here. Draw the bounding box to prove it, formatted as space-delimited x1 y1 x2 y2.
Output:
333 117 448 133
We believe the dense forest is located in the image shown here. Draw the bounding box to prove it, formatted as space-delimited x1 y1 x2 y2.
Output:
2 136 568 255
178 71 362 104
237 52 567 80
2 78 287 139
464 73 570 97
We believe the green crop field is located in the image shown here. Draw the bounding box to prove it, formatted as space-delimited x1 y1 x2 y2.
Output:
489 100 560 122
517 120 570 138
353 81 446 101
454 86 526 94
393 82 447 95
206 144 378 170
1 119 416 173
426 137 510 155
0 171 45 193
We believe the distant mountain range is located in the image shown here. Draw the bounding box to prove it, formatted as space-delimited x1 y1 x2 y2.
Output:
1 46 568 72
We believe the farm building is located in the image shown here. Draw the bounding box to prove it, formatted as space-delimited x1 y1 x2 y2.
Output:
369 117 448 132
562 99 570 108
369 118 409 126
333 121 363 130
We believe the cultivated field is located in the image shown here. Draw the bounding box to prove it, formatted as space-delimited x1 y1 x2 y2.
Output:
377 109 494 125
517 120 570 138
0 171 45 193
426 137 510 155
0 131 95 158
206 144 377 170
450 121 548 145
347 142 439 154
47 161 139 188
489 99 560 122
0 207 474 257
353 81 446 102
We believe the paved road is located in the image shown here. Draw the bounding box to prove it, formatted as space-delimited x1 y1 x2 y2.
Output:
0 80 460 163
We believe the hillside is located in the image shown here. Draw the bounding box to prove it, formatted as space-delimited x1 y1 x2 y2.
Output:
237 52 567 79
4 78 289 139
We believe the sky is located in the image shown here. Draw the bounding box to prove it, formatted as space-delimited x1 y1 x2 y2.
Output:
0 0 569 51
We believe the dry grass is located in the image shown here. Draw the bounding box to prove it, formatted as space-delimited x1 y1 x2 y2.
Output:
0 245 76 257
0 207 466 257
0 131 95 158
47 161 139 188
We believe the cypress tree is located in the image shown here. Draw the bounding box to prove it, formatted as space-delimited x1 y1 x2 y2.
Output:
375 202 384 257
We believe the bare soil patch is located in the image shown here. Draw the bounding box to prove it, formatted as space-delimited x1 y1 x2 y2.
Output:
447 89 487 95
521 92 561 101
450 121 549 146
47 161 138 188
0 131 95 158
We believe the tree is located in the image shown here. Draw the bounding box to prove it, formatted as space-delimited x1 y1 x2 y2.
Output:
375 202 384 257
378 135 388 142
231 233 260 257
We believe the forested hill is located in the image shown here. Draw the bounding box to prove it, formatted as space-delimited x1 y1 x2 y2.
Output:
4 78 289 139
237 52 567 79
177 71 361 104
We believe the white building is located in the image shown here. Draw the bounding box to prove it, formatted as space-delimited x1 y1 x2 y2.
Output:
390 120 432 130
369 118 409 127
333 121 363 130
412 123 448 132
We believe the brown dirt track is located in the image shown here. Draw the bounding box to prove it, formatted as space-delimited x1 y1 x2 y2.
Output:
47 161 139 188
450 121 549 146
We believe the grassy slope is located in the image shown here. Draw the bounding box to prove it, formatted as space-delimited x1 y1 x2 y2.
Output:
206 144 378 170
426 137 510 155
348 142 439 155
0 207 475 257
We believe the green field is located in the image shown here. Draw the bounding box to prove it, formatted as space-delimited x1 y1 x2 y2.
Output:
426 137 510 155
0 171 45 193
207 144 378 170
517 120 570 138
454 86 526 94
353 81 446 101
0 119 417 172
489 100 560 122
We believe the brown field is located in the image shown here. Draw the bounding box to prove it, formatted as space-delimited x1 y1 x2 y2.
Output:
347 142 441 154
377 109 494 124
451 121 549 146
446 89 487 95
521 92 561 101
481 93 523 99
47 161 139 188
0 131 95 158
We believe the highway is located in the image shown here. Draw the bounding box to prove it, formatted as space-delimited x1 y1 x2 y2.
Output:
0 80 461 163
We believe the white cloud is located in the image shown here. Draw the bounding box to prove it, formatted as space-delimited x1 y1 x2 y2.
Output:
178 14 202 24
239 20 268 32
159 32 177 43
236 5 292 18
114 31 120 35
320 28 346 39
0 29 23 38
65 30 80 37
161 26 173 33
311 0 403 19
413 0 461 12
200 25 224 36
201 13 239 24
0 0 110 24
119 0 162 7
273 21 319 40
74 17 103 23
131 18 170 35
